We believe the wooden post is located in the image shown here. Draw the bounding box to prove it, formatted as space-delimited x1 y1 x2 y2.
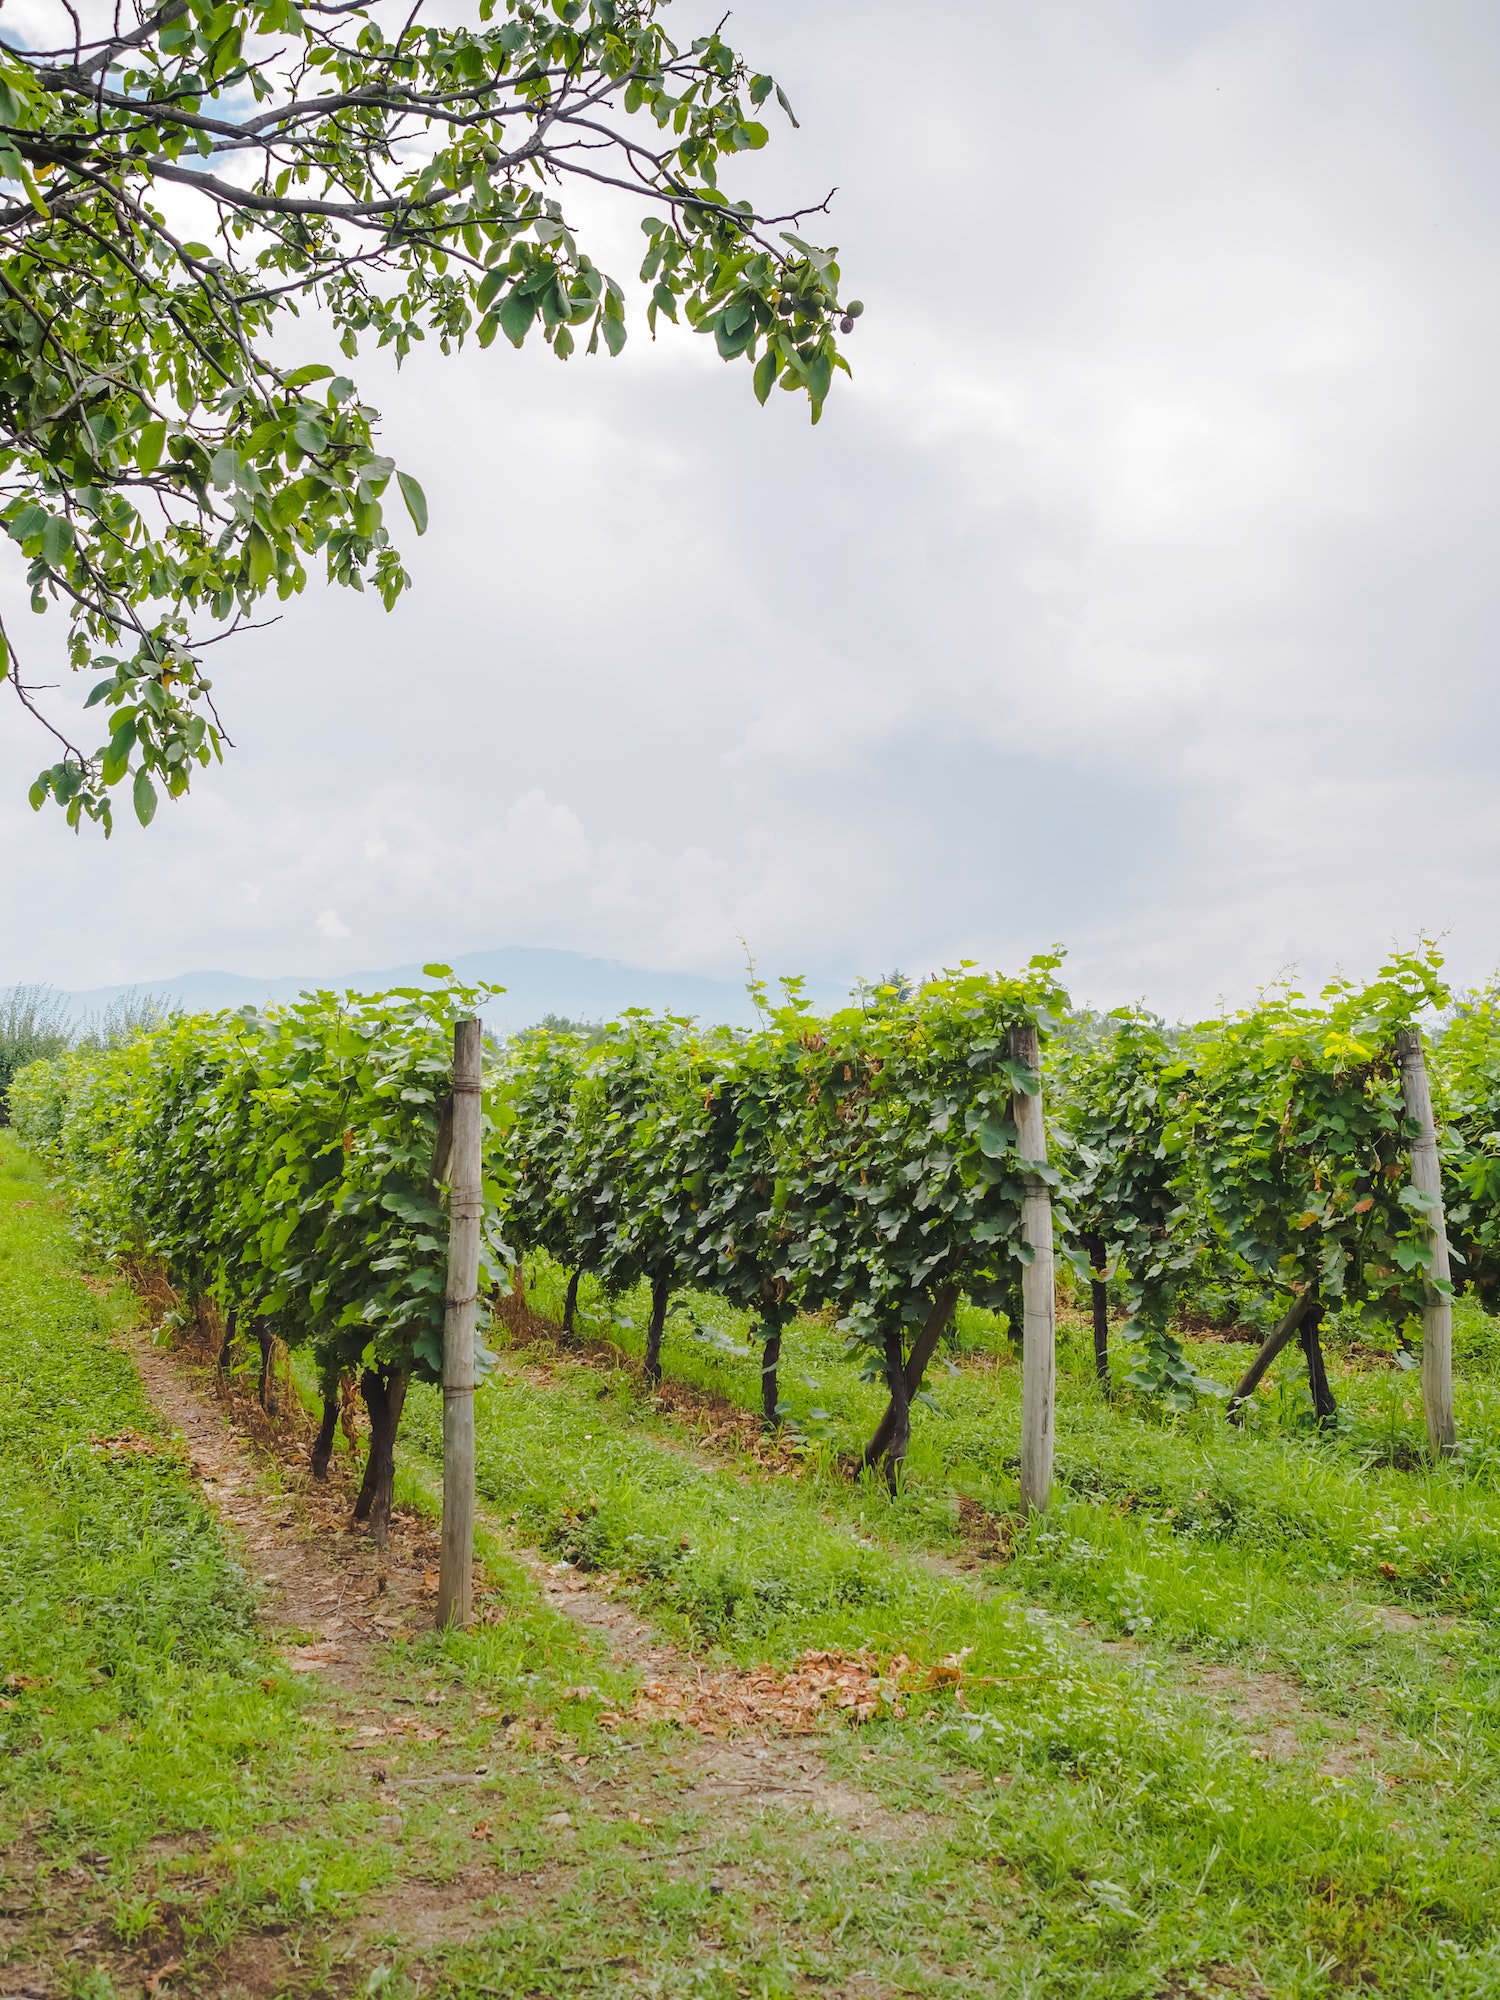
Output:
1396 1026 1457 1459
437 1017 484 1628
1011 1024 1054 1516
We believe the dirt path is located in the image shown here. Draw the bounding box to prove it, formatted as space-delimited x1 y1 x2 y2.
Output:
129 1327 445 1688
129 1328 936 1872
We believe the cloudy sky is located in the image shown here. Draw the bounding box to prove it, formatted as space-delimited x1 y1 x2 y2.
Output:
3 0 1498 1019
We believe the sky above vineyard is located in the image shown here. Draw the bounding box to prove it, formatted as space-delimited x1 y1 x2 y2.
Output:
2 0 1498 1020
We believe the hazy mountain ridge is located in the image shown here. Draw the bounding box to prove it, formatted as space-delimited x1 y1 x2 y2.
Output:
27 947 851 1032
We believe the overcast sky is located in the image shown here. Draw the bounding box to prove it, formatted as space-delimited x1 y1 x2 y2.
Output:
3 0 1498 1020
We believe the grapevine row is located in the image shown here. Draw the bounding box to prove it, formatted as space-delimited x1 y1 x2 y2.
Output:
7 943 1488 1537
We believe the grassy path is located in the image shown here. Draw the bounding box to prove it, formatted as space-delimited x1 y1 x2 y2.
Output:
6 1154 1500 1994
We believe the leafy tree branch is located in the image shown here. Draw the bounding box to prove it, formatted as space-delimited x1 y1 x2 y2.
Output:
0 0 860 828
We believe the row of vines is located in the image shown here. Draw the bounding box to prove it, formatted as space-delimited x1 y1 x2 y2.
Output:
11 943 1500 1540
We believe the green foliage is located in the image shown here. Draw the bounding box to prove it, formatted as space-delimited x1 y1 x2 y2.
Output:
1188 947 1451 1335
0 2 856 828
567 1014 727 1304
19 940 1475 1473
7 1046 83 1153
764 960 1071 1360
527 1012 610 1045
676 997 813 1337
501 961 1071 1406
1435 987 1500 1309
503 1025 601 1276
16 972 510 1387
5 986 171 1130
0 983 72 1120
1054 1009 1216 1408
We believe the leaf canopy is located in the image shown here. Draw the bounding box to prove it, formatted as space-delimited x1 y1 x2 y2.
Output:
0 0 856 828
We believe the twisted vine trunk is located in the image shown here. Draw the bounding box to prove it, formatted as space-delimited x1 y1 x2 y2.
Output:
1083 1231 1109 1387
862 1282 961 1474
311 1362 340 1481
760 1326 784 1431
354 1367 409 1545
338 1370 361 1451
1227 1293 1315 1421
643 1275 670 1386
1002 1276 1025 1352
255 1317 277 1415
562 1268 582 1334
218 1306 237 1372
877 1325 911 1493
1299 1303 1337 1429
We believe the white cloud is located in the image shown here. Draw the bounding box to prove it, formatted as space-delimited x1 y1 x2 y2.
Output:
2 0 1499 1021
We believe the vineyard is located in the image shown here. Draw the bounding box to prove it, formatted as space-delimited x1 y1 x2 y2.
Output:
6 944 1478 1517
9 944 1500 1993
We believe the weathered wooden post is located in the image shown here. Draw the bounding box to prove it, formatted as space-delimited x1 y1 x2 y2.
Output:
1396 1026 1457 1459
1011 1023 1055 1515
437 1016 484 1628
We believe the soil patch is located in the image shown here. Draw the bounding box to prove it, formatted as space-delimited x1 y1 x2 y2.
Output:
1179 1661 1390 1777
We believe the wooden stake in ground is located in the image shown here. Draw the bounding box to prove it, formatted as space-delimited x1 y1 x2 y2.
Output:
438 1016 484 1629
1011 1023 1055 1516
1396 1025 1457 1459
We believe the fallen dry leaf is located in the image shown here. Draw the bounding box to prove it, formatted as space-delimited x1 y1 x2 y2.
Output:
88 1428 162 1458
282 1643 340 1672
625 1649 906 1738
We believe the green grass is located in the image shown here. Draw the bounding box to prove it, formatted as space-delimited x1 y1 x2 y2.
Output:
0 1147 421 1974
11 1152 1500 1993
397 1253 1500 1994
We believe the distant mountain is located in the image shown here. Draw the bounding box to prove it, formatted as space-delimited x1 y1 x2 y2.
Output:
37 946 851 1032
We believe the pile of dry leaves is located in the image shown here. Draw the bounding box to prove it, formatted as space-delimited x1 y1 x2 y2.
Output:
605 1647 973 1739
88 1428 167 1458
